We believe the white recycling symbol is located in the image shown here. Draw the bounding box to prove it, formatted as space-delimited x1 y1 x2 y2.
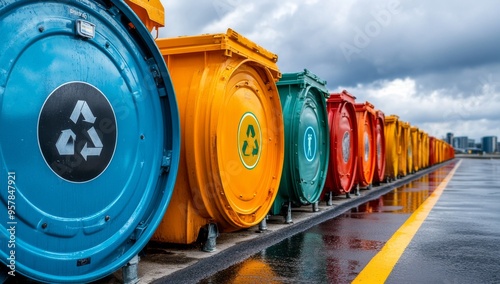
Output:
55 100 103 161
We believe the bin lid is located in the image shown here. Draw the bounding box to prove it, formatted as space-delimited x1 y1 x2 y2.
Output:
124 0 165 31
385 114 400 124
156 28 281 80
0 0 179 282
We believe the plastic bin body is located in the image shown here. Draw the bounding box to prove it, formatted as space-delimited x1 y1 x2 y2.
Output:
417 130 425 169
271 70 329 215
0 1 180 282
372 110 386 184
153 29 284 244
429 137 437 166
323 91 358 195
354 101 377 188
437 139 443 163
410 127 420 172
421 132 430 168
398 121 410 177
384 115 400 181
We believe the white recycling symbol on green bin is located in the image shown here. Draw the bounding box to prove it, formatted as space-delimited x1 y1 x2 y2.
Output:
55 100 103 160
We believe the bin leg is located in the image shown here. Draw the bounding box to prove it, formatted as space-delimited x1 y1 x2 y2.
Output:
327 191 333 206
201 223 219 252
346 191 351 199
122 255 140 284
367 184 372 191
284 201 292 224
355 184 360 196
312 201 319 212
258 215 268 232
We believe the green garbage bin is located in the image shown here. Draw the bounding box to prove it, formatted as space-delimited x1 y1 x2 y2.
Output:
271 70 329 223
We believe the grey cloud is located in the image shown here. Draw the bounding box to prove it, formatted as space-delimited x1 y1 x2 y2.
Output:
158 0 500 140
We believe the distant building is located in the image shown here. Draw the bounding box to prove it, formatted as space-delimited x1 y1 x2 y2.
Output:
468 139 475 148
482 136 498 153
446 133 454 145
453 136 469 149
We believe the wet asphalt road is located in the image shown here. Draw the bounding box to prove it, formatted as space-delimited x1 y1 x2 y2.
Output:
200 158 500 283
388 158 500 284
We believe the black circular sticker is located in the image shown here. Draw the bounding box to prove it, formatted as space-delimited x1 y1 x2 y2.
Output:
38 82 117 182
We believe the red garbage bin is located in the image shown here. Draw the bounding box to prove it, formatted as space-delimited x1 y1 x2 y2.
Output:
372 110 386 185
323 90 358 203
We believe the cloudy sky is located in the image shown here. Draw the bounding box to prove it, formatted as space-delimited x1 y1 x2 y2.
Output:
157 0 500 142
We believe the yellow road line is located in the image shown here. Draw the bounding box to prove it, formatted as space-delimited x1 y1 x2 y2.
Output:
352 160 463 283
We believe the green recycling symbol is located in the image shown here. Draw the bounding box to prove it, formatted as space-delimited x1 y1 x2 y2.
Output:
241 124 259 156
238 112 262 169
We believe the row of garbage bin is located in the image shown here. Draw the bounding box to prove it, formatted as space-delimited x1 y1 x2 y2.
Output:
0 1 455 282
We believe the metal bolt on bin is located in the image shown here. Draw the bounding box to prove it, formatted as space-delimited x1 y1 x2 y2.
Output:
322 90 358 203
384 115 400 182
0 0 180 282
271 69 330 224
372 110 387 185
152 29 284 250
354 101 377 191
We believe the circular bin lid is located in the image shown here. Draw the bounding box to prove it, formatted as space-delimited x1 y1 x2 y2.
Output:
0 0 179 282
205 64 284 229
293 89 329 203
326 91 358 194
373 111 386 182
355 103 376 187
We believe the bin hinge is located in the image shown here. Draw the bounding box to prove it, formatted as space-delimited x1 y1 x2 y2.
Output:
130 222 147 241
161 150 172 173
147 58 166 97
106 5 120 17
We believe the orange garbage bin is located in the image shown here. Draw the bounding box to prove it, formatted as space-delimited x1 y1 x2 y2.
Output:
152 29 284 250
354 101 377 190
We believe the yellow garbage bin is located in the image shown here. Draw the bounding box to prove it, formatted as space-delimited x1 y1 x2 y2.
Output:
384 115 400 181
399 121 410 177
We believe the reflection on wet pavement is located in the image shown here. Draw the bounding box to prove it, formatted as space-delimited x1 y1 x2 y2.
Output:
200 162 457 283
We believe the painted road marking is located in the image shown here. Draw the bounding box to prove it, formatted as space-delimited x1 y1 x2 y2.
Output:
353 160 463 283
